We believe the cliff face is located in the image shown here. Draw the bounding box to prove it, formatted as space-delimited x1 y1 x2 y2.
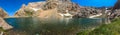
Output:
0 8 9 18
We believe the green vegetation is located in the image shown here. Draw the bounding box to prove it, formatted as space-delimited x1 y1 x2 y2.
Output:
77 18 120 35
0 27 4 31
0 27 4 34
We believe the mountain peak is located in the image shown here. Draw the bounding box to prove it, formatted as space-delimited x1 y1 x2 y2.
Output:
0 8 9 18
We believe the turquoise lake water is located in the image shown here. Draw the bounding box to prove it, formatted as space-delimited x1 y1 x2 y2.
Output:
4 17 106 35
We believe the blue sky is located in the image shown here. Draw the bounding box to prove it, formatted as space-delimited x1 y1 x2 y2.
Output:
0 0 117 16
72 0 117 7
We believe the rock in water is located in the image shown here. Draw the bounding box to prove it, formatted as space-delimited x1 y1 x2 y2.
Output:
0 8 9 18
0 17 13 30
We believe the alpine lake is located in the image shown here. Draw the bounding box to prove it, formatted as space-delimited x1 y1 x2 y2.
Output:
4 17 108 35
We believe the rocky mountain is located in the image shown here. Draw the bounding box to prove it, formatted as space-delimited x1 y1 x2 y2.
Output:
106 0 120 20
0 8 9 18
0 8 12 30
14 0 104 18
14 0 78 18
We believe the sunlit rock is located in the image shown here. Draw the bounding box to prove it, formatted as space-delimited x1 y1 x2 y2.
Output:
0 8 9 18
14 2 45 17
0 17 13 30
14 0 79 18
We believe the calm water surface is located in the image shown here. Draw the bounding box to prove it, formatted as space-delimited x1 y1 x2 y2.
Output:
4 17 106 35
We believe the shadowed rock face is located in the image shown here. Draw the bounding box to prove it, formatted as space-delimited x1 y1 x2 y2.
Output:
107 0 120 20
0 8 9 18
112 0 120 10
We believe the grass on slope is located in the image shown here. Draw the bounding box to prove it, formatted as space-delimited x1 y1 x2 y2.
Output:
77 18 120 35
0 27 3 31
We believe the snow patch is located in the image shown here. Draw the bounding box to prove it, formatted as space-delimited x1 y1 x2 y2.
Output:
32 8 39 11
89 13 102 18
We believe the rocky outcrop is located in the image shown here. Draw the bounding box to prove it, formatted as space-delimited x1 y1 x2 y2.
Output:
0 8 9 18
73 7 103 18
14 4 35 17
0 17 13 30
112 0 120 10
108 9 120 20
0 8 12 30
108 0 120 20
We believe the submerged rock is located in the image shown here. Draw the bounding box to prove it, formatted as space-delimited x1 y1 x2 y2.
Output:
0 8 9 18
0 17 13 30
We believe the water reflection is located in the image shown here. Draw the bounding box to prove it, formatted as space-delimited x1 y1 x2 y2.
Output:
4 17 105 35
